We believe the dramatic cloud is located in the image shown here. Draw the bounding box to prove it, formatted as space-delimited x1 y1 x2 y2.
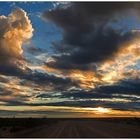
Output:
0 8 33 75
23 70 78 90
43 3 140 68
1 3 140 118
0 8 77 91
96 78 140 95
33 84 140 110
42 2 140 88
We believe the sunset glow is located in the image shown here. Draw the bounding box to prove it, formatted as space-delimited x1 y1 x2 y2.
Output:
0 2 140 118
94 107 110 113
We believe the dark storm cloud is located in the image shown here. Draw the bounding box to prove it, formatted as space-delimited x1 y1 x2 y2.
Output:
36 89 112 99
0 64 77 91
0 64 27 77
36 86 140 102
32 76 140 111
0 67 76 91
96 78 140 95
22 70 78 90
46 55 98 71
34 86 140 111
43 2 140 71
2 85 139 111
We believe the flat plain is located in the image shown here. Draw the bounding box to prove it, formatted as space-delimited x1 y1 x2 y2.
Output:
0 118 140 138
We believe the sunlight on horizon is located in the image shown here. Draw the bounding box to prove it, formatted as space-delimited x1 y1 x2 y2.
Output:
83 107 111 114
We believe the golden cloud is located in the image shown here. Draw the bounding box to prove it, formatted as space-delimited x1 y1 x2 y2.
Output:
99 38 140 84
0 8 33 66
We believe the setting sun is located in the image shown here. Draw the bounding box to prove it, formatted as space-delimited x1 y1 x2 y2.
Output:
1 2 140 138
95 107 110 113
83 107 111 114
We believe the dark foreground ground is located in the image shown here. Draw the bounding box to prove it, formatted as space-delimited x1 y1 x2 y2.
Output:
0 117 140 138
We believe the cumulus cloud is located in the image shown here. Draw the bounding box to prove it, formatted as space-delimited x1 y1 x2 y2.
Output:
0 8 77 93
0 8 33 75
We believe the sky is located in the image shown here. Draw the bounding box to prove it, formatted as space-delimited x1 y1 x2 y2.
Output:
0 2 140 118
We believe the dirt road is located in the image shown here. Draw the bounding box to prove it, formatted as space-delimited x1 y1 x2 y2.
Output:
14 120 140 138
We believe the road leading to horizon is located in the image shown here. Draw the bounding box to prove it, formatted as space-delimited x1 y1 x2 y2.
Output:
13 119 140 138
